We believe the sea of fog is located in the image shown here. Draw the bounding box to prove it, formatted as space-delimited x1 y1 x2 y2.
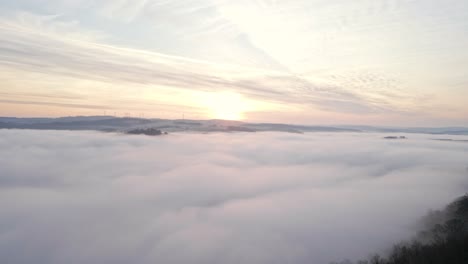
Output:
1 130 467 264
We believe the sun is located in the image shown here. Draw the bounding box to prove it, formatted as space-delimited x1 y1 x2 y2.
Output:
200 92 250 120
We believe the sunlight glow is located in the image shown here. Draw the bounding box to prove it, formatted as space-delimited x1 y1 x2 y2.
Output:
199 92 251 120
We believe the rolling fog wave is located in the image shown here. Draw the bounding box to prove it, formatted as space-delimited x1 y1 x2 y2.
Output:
0 130 467 264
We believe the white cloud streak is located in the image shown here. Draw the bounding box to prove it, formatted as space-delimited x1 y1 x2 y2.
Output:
0 130 467 264
0 11 421 118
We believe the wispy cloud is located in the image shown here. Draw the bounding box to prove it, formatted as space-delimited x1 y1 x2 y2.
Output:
0 0 467 125
0 12 418 118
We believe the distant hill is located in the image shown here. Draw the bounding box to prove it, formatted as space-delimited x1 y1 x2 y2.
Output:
0 116 360 134
1 116 467 135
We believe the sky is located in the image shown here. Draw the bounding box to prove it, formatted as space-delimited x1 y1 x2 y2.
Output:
1 130 468 264
0 0 467 125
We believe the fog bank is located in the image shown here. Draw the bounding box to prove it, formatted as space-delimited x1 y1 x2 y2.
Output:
0 130 467 264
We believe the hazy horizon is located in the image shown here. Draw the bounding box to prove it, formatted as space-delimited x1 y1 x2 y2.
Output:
3 115 468 129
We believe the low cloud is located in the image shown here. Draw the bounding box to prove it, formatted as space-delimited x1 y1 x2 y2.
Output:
0 130 467 264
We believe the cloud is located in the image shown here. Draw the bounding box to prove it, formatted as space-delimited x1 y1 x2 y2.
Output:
0 130 467 264
1 1 468 124
0 11 416 117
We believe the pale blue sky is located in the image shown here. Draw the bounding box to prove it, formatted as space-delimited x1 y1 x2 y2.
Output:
0 0 467 125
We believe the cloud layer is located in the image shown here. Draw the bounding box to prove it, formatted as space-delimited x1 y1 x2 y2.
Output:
1 130 468 264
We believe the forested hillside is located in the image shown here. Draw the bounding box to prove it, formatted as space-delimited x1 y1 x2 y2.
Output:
331 195 468 264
